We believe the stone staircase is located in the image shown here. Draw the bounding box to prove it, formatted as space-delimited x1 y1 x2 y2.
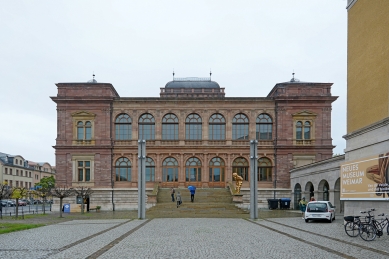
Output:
146 188 249 218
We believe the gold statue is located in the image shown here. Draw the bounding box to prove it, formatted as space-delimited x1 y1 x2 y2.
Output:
232 173 243 194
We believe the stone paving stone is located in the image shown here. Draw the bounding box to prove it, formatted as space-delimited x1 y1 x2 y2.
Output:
256 218 387 259
48 220 146 259
1 217 388 259
98 218 342 259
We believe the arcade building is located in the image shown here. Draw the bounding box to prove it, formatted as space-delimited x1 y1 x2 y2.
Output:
51 75 337 210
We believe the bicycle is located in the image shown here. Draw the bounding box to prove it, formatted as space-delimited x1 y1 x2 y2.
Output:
368 213 389 238
344 209 378 241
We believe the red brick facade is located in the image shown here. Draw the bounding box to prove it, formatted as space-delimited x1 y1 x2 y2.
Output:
51 79 337 193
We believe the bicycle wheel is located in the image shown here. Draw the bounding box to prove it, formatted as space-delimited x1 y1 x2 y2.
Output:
344 222 359 237
359 224 377 241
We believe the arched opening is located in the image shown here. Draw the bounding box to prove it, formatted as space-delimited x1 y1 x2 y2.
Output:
305 182 314 200
294 183 302 209
319 180 329 201
232 157 249 181
162 157 178 183
334 178 342 212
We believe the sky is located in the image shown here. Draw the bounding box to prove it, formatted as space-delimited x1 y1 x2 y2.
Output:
0 0 348 165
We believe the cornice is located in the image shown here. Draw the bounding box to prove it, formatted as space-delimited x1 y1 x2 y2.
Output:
343 117 389 140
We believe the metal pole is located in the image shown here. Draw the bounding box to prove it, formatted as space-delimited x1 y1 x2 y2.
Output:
138 140 146 219
250 140 258 219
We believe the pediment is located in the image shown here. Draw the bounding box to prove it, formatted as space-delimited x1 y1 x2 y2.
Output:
71 111 96 118
292 110 317 117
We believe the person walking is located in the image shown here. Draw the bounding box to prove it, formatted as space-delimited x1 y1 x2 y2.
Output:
170 187 175 202
310 196 316 201
176 191 182 208
299 197 308 219
190 188 195 202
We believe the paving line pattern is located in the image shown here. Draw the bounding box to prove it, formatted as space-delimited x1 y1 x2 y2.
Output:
251 219 388 259
97 218 343 259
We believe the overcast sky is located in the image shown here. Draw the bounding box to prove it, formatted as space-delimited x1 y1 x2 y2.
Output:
0 0 347 165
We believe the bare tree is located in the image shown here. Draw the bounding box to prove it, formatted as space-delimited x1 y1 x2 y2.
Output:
73 187 93 214
34 187 52 215
50 186 75 218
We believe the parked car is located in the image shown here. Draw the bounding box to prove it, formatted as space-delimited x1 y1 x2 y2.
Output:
20 199 32 205
0 200 15 207
18 200 27 206
32 199 43 204
304 201 335 223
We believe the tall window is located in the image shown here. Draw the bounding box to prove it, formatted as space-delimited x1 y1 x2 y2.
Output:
162 157 178 182
186 157 202 182
232 113 249 140
209 157 225 182
115 113 132 140
258 157 272 182
139 113 155 140
186 113 202 140
256 114 272 140
296 121 311 140
304 121 311 139
232 157 249 181
209 114 226 140
296 121 302 139
78 161 91 182
162 113 179 140
77 121 92 140
145 157 155 182
115 157 131 181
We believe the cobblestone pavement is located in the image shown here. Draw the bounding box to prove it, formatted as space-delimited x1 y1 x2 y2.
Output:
1 217 389 259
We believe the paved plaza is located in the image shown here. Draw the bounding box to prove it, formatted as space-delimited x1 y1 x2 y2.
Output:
0 217 389 259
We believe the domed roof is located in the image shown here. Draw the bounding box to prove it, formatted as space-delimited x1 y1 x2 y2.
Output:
165 77 220 89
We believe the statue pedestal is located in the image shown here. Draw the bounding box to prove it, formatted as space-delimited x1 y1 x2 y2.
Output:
232 194 243 203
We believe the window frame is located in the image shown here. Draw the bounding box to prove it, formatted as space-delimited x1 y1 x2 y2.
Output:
256 113 273 140
232 113 249 140
185 113 202 140
138 113 155 140
209 113 226 140
115 113 132 140
162 113 179 140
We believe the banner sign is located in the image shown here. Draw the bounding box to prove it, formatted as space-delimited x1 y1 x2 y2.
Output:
341 152 389 200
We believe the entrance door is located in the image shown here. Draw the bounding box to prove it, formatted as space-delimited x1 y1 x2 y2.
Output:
209 157 225 188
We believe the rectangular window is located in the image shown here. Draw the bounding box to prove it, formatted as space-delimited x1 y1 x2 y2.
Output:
29 172 31 177
9 180 13 187
304 127 311 139
209 125 226 140
77 127 84 139
16 181 19 187
85 127 92 140
146 167 155 181
16 170 19 176
78 161 91 182
10 169 12 175
29 182 31 188
139 124 155 140
186 124 202 140
20 181 23 186
116 124 132 140
162 124 179 140
5 168 7 174
21 170 23 176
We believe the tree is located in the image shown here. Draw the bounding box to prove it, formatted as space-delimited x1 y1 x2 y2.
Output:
50 186 75 218
73 187 93 214
35 176 55 189
0 182 12 218
11 187 28 219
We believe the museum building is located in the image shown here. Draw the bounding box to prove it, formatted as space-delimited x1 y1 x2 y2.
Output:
51 75 337 210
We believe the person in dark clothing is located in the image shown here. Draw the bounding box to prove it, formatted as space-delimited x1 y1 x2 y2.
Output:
190 189 195 202
170 187 175 202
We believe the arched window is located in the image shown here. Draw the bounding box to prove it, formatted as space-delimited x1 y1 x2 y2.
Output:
256 114 272 140
258 157 272 182
145 157 155 182
186 114 202 140
209 157 225 182
115 157 131 182
186 157 202 182
296 121 303 140
162 113 179 140
296 121 311 140
115 113 132 140
139 113 155 140
209 114 225 140
162 157 178 182
304 121 311 139
232 157 249 181
77 121 92 140
232 114 249 140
